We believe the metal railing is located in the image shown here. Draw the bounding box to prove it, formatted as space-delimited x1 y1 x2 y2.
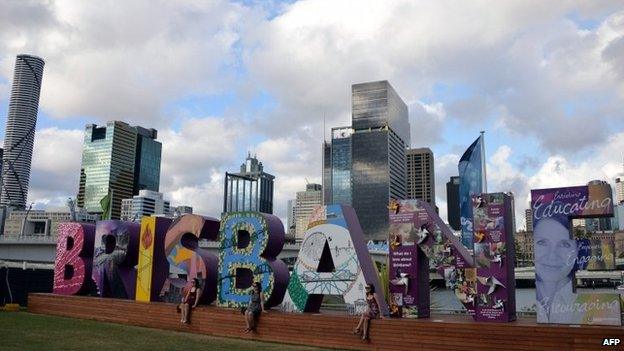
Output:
0 235 57 243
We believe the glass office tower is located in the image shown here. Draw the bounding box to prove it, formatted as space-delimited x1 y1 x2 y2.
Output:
351 81 410 241
223 153 275 214
133 126 161 194
331 127 353 205
446 176 461 230
77 121 162 219
322 141 332 205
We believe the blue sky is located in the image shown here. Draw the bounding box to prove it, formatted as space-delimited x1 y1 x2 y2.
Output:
0 0 623 228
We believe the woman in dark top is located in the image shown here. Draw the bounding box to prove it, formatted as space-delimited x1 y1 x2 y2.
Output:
353 284 382 341
244 282 266 333
181 278 201 324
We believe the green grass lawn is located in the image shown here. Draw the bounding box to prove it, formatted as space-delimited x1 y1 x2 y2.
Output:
0 312 331 351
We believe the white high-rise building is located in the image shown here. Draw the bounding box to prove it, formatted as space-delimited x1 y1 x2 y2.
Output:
525 208 533 232
294 184 322 240
121 190 171 221
1 55 45 209
173 205 193 216
615 177 624 204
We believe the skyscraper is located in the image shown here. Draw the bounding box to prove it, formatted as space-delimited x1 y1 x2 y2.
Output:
330 127 353 206
322 141 332 204
525 208 533 232
615 177 624 204
287 199 296 235
133 127 161 194
446 176 460 230
406 147 435 206
77 121 162 219
223 153 275 214
1 55 45 209
294 183 322 240
351 80 410 241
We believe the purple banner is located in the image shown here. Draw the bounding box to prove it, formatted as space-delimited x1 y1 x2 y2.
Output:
531 183 621 326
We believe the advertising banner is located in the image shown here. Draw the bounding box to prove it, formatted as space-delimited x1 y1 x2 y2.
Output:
531 183 621 326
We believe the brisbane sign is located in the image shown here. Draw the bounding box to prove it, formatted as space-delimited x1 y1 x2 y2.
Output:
53 185 622 326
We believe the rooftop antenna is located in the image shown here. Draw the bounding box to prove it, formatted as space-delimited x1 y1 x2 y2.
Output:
323 112 326 143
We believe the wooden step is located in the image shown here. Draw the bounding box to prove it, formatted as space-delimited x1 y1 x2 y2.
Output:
28 293 623 351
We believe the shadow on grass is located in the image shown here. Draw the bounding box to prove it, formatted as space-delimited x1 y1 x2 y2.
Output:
0 312 330 351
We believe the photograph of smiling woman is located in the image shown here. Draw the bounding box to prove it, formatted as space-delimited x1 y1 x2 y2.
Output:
534 213 580 324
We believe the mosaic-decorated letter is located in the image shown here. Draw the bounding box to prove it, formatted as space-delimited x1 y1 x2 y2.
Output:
92 220 140 299
532 183 621 326
287 205 389 315
389 199 474 318
472 193 516 322
136 216 172 302
218 212 289 308
53 222 96 295
389 195 517 322
163 214 219 304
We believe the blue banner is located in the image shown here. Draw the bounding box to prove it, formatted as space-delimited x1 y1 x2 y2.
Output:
458 136 484 248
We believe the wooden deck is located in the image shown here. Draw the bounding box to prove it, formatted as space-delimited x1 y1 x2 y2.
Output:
28 293 622 350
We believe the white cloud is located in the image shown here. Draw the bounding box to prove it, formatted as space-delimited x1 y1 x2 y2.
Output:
159 117 243 190
0 1 257 127
28 127 83 207
167 172 224 217
2 0 624 229
483 134 624 230
245 0 624 152
255 133 322 226
434 153 460 223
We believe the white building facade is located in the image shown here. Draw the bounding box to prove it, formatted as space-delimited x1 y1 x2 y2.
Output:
121 190 171 221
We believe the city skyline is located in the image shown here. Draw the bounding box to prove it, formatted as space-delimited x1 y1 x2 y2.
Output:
77 121 161 219
1 2 624 230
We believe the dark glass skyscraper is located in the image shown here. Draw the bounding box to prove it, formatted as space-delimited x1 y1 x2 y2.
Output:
77 121 161 219
351 81 410 241
446 176 460 230
1 55 45 209
133 126 161 194
322 141 332 204
330 127 353 205
223 153 274 214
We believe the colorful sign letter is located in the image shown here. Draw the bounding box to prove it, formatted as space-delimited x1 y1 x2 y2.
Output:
218 212 289 308
532 183 621 325
136 216 172 302
163 214 219 304
287 205 389 315
472 193 516 322
389 194 516 322
92 220 140 299
53 222 96 295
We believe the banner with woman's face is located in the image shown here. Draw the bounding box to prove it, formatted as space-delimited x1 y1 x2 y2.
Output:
531 183 621 326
